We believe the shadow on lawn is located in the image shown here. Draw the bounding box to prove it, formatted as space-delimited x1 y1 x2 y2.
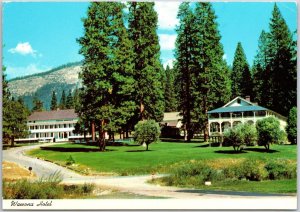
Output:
126 149 153 152
244 148 279 153
40 146 115 152
214 150 248 154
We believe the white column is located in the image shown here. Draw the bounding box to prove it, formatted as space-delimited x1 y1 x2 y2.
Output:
230 113 233 128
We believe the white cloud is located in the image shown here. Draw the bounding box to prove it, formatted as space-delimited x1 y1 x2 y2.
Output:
6 64 51 79
155 2 180 29
222 54 227 60
9 42 38 57
163 59 176 69
159 34 177 50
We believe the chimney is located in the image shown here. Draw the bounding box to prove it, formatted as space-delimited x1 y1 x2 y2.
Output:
245 96 251 102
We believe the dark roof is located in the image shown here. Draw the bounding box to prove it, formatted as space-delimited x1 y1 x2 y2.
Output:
207 105 268 114
28 109 78 121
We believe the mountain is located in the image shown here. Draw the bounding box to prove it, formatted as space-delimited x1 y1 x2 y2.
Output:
8 62 82 110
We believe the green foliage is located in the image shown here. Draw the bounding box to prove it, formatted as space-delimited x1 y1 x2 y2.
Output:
50 91 57 110
256 116 284 150
3 66 29 146
128 2 165 122
77 2 137 151
175 2 231 141
240 159 268 181
66 155 76 166
252 4 296 116
164 65 178 112
32 95 44 112
134 120 160 150
265 159 296 180
231 42 252 98
223 123 257 151
66 90 74 109
3 173 95 199
59 90 66 109
286 107 297 144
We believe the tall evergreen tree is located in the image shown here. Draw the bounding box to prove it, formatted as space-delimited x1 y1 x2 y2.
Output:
128 2 165 122
32 95 44 112
164 65 178 112
192 2 231 141
252 30 272 105
175 2 195 141
231 42 252 98
77 2 136 151
2 65 29 147
252 4 296 116
50 91 57 110
66 90 73 109
59 90 66 109
268 3 296 116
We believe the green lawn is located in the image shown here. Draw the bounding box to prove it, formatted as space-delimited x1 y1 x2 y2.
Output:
27 142 297 175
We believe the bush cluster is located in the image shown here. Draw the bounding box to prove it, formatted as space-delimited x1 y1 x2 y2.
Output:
164 159 296 187
3 172 95 199
224 117 287 151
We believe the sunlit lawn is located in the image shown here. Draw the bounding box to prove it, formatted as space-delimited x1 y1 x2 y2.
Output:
27 142 297 175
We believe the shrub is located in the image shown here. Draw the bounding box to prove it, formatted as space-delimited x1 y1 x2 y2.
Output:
286 107 297 144
265 159 297 180
66 155 76 166
239 159 268 181
256 117 285 150
134 120 160 151
223 123 257 151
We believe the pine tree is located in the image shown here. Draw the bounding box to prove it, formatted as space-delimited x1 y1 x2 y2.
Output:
192 2 231 141
164 65 178 112
252 4 296 116
50 91 57 110
268 3 296 116
231 42 252 98
2 65 29 147
59 90 66 109
66 90 73 109
77 2 136 151
252 30 272 105
32 95 44 112
128 2 165 122
174 2 195 141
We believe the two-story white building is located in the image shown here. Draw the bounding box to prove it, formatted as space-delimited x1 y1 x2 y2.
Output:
16 109 86 142
207 97 287 136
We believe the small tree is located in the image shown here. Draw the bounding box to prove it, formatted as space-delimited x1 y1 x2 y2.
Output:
256 116 284 150
286 107 297 144
223 123 257 151
134 120 160 151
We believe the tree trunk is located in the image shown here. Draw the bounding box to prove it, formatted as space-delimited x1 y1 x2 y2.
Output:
112 133 115 142
84 130 87 144
125 127 129 138
140 101 145 121
11 136 15 147
91 121 95 142
98 120 106 151
146 143 149 151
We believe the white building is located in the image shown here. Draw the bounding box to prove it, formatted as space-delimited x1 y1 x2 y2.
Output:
207 97 287 136
16 109 85 142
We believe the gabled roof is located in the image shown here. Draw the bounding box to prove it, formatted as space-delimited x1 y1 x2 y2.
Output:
163 112 182 121
28 109 78 121
207 105 268 114
207 97 268 114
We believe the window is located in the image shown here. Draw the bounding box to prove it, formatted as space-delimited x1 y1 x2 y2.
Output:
237 99 241 104
64 124 67 128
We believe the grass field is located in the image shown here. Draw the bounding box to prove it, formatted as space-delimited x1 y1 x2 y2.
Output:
27 142 297 175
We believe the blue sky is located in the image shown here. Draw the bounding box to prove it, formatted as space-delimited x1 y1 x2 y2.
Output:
3 1 297 79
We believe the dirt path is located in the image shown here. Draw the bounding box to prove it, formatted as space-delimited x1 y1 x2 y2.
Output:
2 143 298 204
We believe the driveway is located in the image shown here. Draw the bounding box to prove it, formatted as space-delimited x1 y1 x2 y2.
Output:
2 143 297 208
